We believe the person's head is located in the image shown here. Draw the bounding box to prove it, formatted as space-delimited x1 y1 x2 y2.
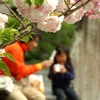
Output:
27 33 41 51
53 44 74 72
54 44 70 64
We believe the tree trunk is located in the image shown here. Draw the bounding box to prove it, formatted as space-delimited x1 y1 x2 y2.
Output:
70 18 100 100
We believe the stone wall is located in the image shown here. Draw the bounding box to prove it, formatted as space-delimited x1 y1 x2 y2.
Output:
0 3 10 13
70 18 100 100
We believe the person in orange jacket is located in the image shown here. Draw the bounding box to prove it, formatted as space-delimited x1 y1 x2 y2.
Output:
1 33 53 100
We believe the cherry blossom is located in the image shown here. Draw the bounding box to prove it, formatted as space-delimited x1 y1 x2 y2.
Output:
56 0 67 12
37 16 64 33
12 0 58 23
65 8 85 24
2 0 100 32
0 13 8 29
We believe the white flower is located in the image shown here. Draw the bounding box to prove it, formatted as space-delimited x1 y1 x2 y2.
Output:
0 13 8 29
84 1 95 11
56 0 67 12
65 8 85 24
12 0 58 22
37 15 64 33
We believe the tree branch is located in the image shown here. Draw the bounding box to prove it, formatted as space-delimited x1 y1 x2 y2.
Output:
0 12 14 17
0 27 37 48
18 22 34 32
63 0 91 17
64 0 70 11
70 0 80 9
1 0 25 28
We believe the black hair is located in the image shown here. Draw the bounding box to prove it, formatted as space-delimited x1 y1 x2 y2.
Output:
54 44 74 72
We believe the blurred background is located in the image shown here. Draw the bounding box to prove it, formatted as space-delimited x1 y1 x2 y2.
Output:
24 22 75 64
1 0 100 100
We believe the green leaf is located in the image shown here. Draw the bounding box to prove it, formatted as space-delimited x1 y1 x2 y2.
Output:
0 28 19 43
4 53 15 62
28 34 33 40
24 0 41 7
37 0 44 6
7 0 12 4
30 0 37 7
1 29 11 43
7 0 15 7
7 17 20 29
0 60 11 77
20 35 30 43
24 0 32 6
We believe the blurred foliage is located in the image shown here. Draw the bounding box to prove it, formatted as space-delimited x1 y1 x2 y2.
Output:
25 21 75 64
7 0 14 7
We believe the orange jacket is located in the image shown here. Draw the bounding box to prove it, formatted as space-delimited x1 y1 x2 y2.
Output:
2 42 42 80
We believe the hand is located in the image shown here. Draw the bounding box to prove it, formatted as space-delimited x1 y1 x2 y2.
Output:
52 68 57 74
52 64 67 74
60 65 67 74
40 60 53 69
52 64 61 74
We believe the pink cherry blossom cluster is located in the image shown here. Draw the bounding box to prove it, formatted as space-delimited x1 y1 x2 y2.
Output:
12 0 100 32
37 16 64 33
75 0 100 19
12 0 58 23
85 1 100 19
0 13 8 29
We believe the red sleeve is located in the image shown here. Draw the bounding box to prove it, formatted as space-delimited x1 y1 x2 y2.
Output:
4 43 42 80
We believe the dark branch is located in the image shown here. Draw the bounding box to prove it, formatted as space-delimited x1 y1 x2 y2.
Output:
0 27 37 48
63 0 91 17
1 0 25 28
0 12 14 17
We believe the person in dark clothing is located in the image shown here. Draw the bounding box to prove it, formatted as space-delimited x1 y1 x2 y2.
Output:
48 44 78 100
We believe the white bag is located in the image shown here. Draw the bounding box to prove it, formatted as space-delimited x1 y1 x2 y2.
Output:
28 74 45 94
0 75 14 94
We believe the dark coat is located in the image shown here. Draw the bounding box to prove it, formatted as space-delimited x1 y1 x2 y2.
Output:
48 62 75 89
